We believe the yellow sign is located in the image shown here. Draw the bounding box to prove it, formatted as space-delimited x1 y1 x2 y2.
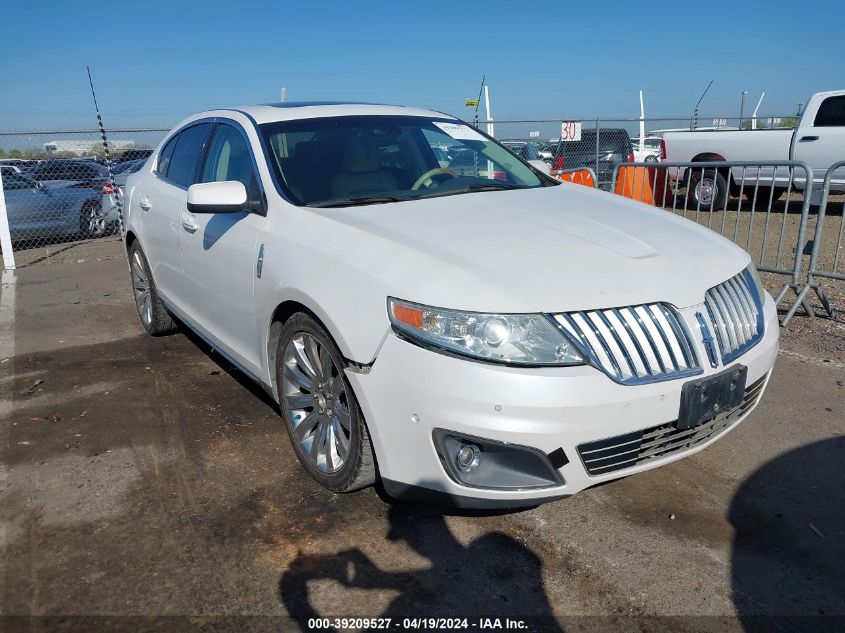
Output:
465 99 479 107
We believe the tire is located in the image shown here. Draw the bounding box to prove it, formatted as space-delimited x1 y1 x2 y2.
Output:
688 168 728 209
644 155 658 163
128 243 177 336
79 200 107 238
276 313 376 492
750 186 786 203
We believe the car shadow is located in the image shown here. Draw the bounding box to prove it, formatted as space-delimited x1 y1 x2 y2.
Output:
278 491 565 631
175 322 280 414
729 437 845 631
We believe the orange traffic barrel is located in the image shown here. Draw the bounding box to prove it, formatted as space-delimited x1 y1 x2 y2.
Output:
615 165 654 204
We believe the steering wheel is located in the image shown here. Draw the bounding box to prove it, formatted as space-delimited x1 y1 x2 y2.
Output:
411 168 457 191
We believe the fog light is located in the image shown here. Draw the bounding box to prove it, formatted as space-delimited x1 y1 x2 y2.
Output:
455 444 481 472
434 430 564 490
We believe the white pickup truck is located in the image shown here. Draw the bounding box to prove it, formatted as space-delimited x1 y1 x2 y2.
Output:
663 89 845 206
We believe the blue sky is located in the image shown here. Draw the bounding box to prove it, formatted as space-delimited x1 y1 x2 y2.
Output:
1 0 843 130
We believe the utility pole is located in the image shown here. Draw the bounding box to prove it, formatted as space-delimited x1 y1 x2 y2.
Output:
739 91 748 129
692 80 713 130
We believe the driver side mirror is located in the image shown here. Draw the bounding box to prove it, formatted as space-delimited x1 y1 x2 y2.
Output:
187 181 259 214
528 159 551 175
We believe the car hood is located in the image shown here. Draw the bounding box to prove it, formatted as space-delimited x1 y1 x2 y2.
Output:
318 184 750 313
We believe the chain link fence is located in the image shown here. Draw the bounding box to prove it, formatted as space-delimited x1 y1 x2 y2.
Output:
0 128 168 265
486 116 798 190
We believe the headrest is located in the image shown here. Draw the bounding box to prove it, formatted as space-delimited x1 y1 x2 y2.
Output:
342 141 380 173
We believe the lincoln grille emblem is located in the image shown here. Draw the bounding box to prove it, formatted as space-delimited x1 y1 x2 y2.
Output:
695 311 719 368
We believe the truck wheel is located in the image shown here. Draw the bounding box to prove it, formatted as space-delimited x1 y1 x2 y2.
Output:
128 243 177 336
688 169 728 210
276 313 376 493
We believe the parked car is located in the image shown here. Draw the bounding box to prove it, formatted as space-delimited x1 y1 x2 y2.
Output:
123 102 777 508
501 140 541 161
1 171 105 240
631 136 665 163
27 159 110 192
663 89 845 206
114 148 154 164
102 159 146 225
548 128 634 189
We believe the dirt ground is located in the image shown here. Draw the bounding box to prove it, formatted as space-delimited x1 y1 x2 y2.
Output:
1 239 843 632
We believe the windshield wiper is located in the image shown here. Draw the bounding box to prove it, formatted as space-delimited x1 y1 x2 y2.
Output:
466 182 527 191
414 183 529 200
310 195 404 208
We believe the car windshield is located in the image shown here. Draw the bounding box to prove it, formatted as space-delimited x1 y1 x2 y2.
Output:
260 115 553 207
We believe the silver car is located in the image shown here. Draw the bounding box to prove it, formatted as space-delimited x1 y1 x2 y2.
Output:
2 171 103 241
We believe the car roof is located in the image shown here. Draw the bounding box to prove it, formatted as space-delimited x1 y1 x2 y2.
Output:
184 102 458 126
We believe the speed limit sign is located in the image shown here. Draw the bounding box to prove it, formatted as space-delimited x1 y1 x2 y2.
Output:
560 121 582 142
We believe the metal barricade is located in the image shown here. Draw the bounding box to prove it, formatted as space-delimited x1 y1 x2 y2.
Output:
783 161 845 324
610 160 815 324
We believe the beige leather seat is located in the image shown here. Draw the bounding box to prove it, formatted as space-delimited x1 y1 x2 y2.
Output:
330 141 398 199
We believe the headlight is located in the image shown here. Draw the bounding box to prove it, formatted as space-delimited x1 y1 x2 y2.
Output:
388 298 585 366
744 262 765 304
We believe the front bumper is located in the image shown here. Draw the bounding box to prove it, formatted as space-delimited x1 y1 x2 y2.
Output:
346 295 779 507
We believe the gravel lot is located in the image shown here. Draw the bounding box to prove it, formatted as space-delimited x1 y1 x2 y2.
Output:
1 238 843 632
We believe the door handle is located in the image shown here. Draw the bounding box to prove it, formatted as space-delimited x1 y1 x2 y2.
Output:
799 135 819 142
139 195 152 210
180 211 199 232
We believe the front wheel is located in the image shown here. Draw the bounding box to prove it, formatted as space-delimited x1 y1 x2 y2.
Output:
688 168 728 210
276 313 376 492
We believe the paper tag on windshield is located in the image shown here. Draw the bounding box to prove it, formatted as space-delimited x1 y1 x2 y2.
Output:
433 122 487 142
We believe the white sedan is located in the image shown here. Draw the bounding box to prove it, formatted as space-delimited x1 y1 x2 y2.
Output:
123 102 778 508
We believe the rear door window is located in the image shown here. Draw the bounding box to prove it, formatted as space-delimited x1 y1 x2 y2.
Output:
164 123 212 187
157 136 178 177
814 96 845 127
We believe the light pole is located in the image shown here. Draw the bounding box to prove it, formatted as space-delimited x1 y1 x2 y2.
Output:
739 91 748 129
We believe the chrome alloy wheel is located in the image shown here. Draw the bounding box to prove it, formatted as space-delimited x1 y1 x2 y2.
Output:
130 250 153 327
281 333 352 473
86 203 106 235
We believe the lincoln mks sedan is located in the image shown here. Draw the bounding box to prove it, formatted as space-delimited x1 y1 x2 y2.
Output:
122 102 778 507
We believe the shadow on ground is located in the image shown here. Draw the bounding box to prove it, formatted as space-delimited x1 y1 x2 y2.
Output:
730 437 845 632
279 498 564 631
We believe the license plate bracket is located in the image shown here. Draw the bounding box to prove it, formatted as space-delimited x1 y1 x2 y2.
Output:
677 365 747 430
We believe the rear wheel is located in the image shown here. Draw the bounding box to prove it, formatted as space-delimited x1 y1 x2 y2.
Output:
688 168 728 209
79 201 107 237
276 313 376 492
128 243 177 336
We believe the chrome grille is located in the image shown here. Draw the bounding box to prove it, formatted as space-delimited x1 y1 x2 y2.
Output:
577 374 768 476
705 270 764 364
554 303 700 384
